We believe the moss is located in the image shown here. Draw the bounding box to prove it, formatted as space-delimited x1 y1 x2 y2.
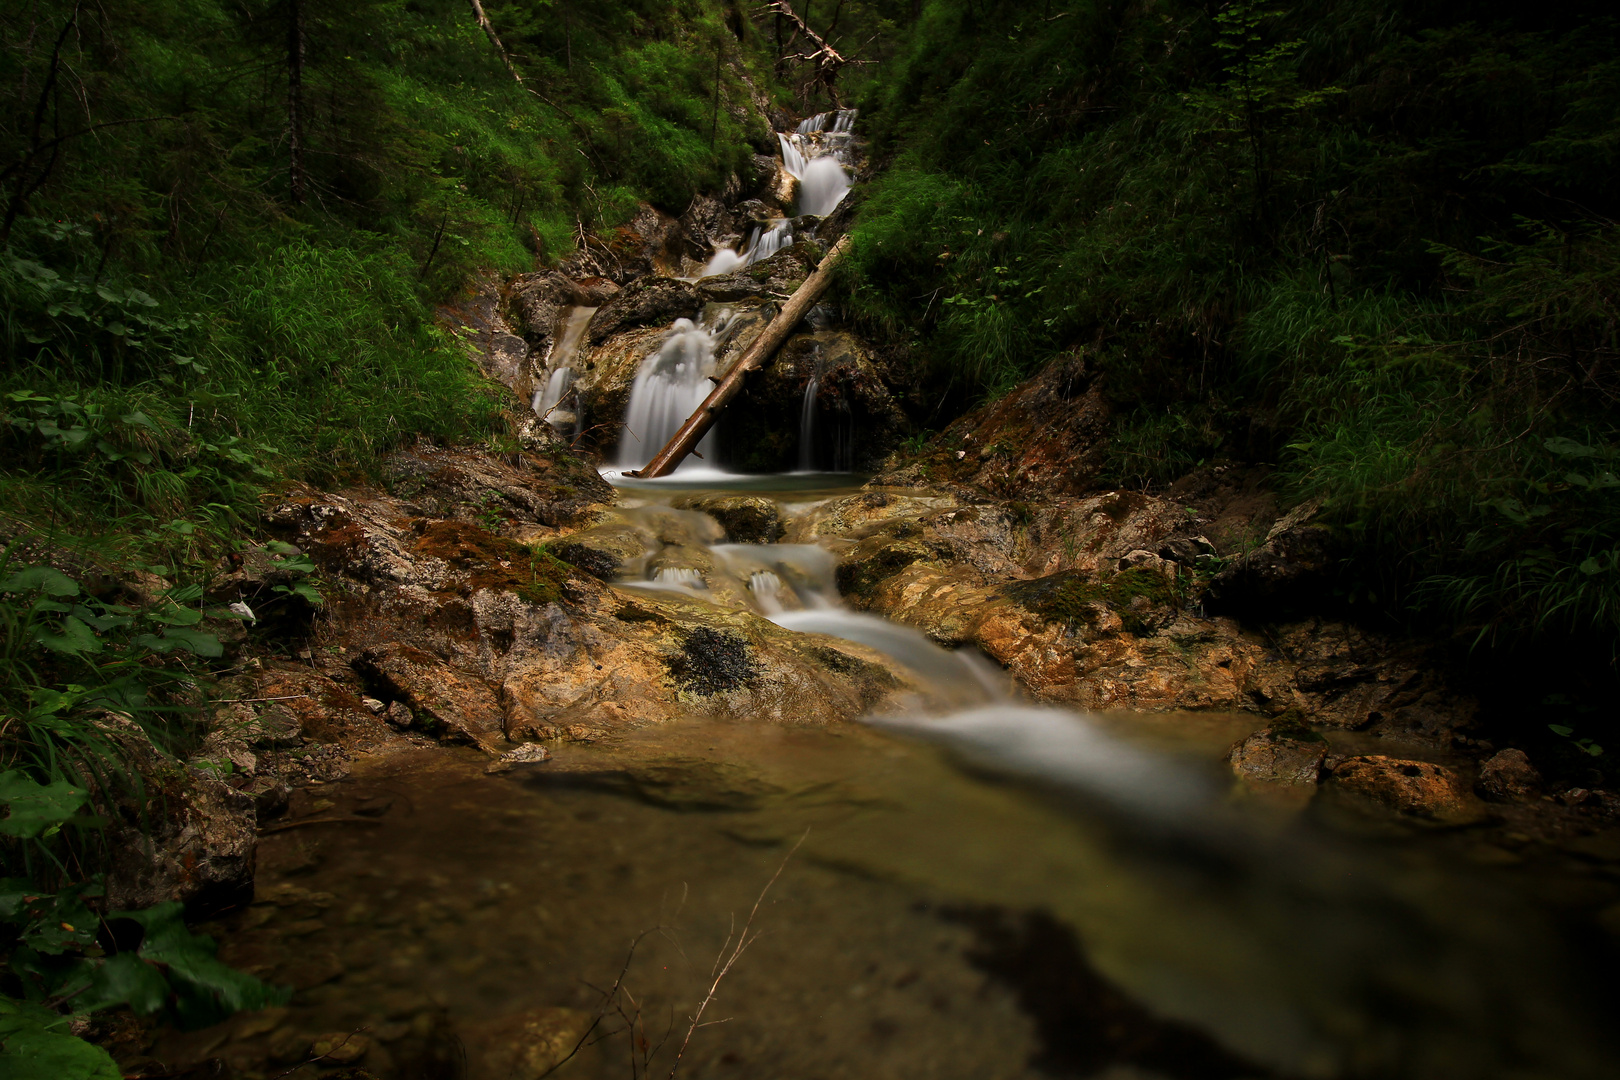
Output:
411 520 570 605
1010 566 1180 635
667 627 757 695
615 602 671 626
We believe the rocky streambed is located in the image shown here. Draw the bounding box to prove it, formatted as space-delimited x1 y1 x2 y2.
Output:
95 420 1620 1080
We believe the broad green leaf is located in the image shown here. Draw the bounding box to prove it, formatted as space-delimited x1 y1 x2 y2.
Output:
75 954 169 1017
144 603 203 627
0 1027 121 1080
35 617 102 656
1544 436 1600 458
0 773 89 839
118 411 155 430
115 903 288 1028
0 881 36 922
134 628 222 657
1548 724 1574 737
0 568 78 597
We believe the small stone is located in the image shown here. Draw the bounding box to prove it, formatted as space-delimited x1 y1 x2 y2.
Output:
267 1030 312 1066
386 701 414 728
485 743 553 774
1478 748 1542 802
1561 787 1592 806
361 696 385 713
233 1006 289 1040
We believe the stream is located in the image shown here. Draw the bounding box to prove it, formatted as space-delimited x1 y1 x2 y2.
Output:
163 108 1620 1080
180 473 1618 1080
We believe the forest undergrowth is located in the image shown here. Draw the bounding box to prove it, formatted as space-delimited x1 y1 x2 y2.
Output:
840 0 1620 725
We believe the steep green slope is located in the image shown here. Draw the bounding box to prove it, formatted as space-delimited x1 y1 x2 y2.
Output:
1 0 774 557
847 0 1620 657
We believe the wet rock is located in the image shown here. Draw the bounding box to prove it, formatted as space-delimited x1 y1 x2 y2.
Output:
355 643 504 749
586 277 701 345
1326 755 1486 824
507 271 572 351
106 771 256 912
728 329 908 472
549 520 658 579
1478 748 1543 802
672 494 784 543
570 325 667 451
462 1006 592 1080
1228 720 1328 785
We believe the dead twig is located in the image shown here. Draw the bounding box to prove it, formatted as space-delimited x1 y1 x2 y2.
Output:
667 828 808 1078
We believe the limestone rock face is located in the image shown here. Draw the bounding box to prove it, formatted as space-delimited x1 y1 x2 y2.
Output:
355 642 505 749
257 459 924 750
1208 498 1336 617
1478 748 1543 802
586 277 701 345
1326 755 1486 823
810 484 1481 738
1228 725 1328 786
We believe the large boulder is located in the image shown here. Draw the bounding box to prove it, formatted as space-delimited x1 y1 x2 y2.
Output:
586 277 702 345
106 768 257 912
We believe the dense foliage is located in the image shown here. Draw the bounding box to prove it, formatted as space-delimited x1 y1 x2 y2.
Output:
845 0 1620 661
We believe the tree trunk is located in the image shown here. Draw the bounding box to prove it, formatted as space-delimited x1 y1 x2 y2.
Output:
288 0 305 204
628 235 851 479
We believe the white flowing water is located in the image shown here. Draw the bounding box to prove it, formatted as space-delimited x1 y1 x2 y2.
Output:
532 305 596 437
611 317 722 478
798 156 850 217
796 373 819 472
700 109 857 277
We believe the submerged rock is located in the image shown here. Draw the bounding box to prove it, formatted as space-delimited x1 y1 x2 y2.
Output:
1478 748 1543 802
461 1006 593 1080
1228 721 1328 786
1326 755 1486 824
672 494 784 543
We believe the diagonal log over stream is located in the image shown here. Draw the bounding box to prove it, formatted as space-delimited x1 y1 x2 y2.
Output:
628 233 852 478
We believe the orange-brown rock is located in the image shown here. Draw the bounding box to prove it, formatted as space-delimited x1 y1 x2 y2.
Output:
1327 756 1486 823
355 642 505 749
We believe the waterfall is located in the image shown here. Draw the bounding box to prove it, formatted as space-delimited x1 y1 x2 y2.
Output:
798 157 850 217
797 373 819 473
701 248 746 277
778 132 811 180
613 317 721 476
533 305 596 437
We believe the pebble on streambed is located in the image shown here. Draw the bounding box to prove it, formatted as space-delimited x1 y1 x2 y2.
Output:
485 742 553 774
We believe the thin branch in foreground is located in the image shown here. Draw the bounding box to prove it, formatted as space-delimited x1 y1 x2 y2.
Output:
667 828 809 1079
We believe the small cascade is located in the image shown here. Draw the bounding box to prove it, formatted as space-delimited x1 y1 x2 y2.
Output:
796 372 819 473
699 109 857 277
612 316 723 477
533 305 596 437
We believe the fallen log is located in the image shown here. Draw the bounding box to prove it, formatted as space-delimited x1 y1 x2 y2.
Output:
627 233 852 479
